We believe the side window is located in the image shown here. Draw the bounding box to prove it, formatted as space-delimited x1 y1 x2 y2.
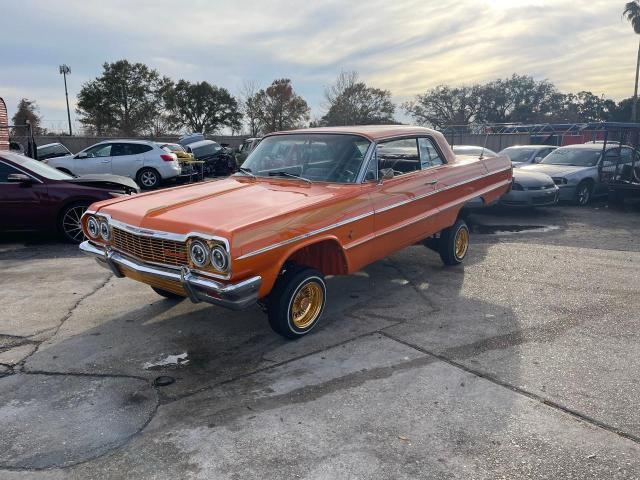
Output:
84 144 112 158
132 144 152 154
621 148 633 165
377 138 420 176
0 161 20 182
418 137 444 168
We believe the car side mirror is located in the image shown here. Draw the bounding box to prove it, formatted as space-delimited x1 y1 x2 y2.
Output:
534 156 543 163
378 168 394 184
76 152 88 159
7 173 33 186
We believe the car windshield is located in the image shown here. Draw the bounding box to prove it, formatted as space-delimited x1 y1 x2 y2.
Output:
192 142 221 157
240 134 371 183
540 149 600 167
162 144 185 153
12 155 73 180
501 147 536 162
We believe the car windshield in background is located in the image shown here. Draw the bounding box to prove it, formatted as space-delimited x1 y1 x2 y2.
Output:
240 134 371 183
193 143 221 157
501 148 536 162
13 156 73 180
540 149 600 167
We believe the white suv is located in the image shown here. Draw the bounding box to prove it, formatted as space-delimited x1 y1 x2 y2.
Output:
45 140 181 189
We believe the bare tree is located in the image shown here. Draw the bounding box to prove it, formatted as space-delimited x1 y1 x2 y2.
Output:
239 80 261 136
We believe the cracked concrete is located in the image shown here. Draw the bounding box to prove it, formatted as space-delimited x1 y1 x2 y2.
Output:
0 203 639 479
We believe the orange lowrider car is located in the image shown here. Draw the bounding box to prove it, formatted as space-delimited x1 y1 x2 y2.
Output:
80 126 512 338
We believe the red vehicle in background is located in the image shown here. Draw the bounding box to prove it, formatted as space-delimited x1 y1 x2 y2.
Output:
0 152 138 242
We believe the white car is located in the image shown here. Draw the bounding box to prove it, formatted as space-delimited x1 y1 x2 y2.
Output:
45 140 181 189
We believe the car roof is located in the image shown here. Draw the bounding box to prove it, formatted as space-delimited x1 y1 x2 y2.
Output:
557 144 622 151
270 125 441 141
96 139 156 146
37 142 65 149
188 140 220 148
0 151 32 164
502 145 556 149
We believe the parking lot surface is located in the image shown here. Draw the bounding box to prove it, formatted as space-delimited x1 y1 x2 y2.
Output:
0 203 639 479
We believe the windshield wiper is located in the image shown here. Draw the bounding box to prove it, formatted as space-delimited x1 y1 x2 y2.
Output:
268 171 312 183
237 167 256 178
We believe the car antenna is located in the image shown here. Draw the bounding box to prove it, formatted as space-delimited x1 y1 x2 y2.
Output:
479 130 490 160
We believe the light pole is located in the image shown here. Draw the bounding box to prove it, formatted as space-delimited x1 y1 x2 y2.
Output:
59 64 72 135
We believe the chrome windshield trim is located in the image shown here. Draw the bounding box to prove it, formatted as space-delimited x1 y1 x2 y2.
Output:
236 167 512 260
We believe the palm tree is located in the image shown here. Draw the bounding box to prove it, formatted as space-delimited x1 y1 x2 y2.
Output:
624 1 640 122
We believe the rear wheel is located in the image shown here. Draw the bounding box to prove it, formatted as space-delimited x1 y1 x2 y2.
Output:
137 168 161 189
438 219 470 266
267 266 326 339
59 202 89 243
151 287 185 300
574 181 592 206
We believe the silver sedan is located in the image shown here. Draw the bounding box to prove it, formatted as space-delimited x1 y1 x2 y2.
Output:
499 170 559 207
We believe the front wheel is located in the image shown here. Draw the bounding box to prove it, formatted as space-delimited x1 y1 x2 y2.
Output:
267 266 327 339
438 219 470 266
574 181 592 206
59 202 89 243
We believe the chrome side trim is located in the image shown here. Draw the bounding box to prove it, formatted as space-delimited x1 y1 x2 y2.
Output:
236 167 512 260
235 210 375 260
80 241 261 310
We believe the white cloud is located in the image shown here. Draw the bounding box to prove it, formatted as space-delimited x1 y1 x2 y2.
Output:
1 0 637 128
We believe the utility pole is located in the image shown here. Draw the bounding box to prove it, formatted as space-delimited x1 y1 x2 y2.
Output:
59 64 72 135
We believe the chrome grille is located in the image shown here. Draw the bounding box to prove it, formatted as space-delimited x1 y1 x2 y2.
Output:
111 227 187 267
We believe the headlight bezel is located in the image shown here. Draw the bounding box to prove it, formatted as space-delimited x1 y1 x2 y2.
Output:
210 245 229 272
187 237 231 276
99 219 111 241
189 240 210 268
86 216 100 239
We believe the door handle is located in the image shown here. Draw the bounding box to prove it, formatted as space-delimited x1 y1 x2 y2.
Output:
425 180 437 185
101 160 110 163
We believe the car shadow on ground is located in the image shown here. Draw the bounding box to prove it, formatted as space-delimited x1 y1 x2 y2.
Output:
4 240 526 470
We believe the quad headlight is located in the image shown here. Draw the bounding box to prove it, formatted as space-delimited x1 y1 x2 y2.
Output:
188 239 230 273
189 240 210 268
99 219 111 241
87 217 100 238
211 245 229 271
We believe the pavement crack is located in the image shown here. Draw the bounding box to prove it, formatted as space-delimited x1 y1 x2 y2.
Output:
377 331 640 446
16 273 113 371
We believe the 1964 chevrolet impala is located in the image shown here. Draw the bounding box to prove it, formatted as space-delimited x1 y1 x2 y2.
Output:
80 126 512 338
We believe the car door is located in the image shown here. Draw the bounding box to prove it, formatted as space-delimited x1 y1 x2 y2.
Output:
366 137 440 259
110 142 144 178
73 143 113 175
0 160 50 230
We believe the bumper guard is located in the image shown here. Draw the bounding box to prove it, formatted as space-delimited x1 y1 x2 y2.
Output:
79 241 261 310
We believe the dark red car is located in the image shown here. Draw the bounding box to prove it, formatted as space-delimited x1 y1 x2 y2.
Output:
0 152 139 242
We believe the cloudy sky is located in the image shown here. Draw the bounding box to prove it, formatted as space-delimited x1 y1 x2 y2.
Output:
2 0 638 132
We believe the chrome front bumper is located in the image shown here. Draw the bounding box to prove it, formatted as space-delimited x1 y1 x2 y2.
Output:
79 241 261 310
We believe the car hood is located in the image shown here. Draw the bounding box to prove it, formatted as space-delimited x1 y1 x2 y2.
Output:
93 176 357 239
65 174 140 192
512 169 554 187
520 164 589 177
46 154 73 165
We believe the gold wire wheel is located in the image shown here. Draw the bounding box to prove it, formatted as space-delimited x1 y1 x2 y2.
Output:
454 227 469 259
291 281 324 329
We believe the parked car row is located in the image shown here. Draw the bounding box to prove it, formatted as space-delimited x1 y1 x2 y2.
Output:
455 141 639 208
